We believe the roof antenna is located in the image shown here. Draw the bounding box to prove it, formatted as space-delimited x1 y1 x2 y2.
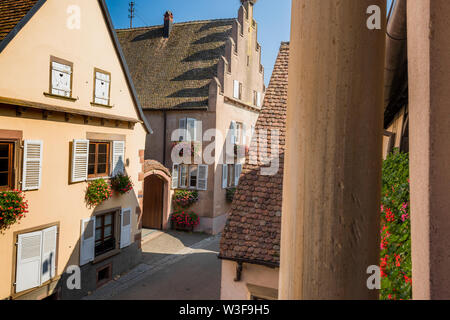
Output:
128 1 135 28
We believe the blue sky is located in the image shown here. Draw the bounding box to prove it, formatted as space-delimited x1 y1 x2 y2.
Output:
105 0 292 86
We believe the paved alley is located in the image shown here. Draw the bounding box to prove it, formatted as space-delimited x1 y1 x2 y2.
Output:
84 231 222 300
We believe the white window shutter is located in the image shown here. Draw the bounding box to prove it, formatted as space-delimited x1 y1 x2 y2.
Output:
257 91 262 107
233 80 240 99
94 72 110 105
171 164 179 189
41 226 57 284
112 141 125 176
179 118 187 141
80 217 95 266
197 165 208 191
243 124 247 145
22 140 43 191
120 208 132 249
222 164 228 189
16 231 42 293
230 121 237 144
187 118 196 142
71 140 89 183
235 164 242 186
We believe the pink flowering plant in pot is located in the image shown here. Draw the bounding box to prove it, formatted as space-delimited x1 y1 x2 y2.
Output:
173 189 199 208
380 150 411 300
110 174 133 195
85 179 112 208
170 210 199 231
0 190 28 231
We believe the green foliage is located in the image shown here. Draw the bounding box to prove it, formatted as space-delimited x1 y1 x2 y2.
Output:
171 209 199 229
110 174 133 195
173 189 199 208
0 190 28 230
85 179 112 208
380 149 411 300
226 187 236 203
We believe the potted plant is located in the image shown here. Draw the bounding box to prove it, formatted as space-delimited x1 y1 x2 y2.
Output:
0 190 28 231
110 174 133 195
226 187 236 203
173 189 199 208
85 179 112 208
170 210 199 232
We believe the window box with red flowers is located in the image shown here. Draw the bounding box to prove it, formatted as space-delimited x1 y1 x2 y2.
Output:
0 190 28 231
170 210 199 232
110 174 133 195
85 178 112 208
173 189 199 208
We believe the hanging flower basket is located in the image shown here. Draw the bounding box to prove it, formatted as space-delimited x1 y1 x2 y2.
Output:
0 190 28 231
110 174 133 195
173 189 199 208
85 179 112 208
170 210 199 232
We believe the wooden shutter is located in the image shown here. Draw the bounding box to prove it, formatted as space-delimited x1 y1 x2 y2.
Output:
71 140 89 183
94 72 110 105
179 118 187 141
120 208 132 249
222 164 228 189
41 226 57 284
112 141 125 176
80 217 95 266
233 80 240 99
22 140 43 191
187 118 196 142
51 62 71 97
235 164 242 186
197 165 208 191
171 164 179 189
16 231 42 293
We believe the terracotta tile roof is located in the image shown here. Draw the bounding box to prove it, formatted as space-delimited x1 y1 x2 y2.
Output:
0 0 39 42
219 42 289 266
116 19 234 110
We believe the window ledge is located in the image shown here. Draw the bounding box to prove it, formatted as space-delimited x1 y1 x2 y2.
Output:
91 102 113 108
43 92 77 102
92 248 121 265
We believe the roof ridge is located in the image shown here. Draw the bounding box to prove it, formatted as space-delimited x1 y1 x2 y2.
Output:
116 17 235 32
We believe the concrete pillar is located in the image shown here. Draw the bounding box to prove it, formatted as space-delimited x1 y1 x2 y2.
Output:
407 0 450 300
279 0 386 299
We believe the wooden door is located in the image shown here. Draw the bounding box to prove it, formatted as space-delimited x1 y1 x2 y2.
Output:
143 175 164 229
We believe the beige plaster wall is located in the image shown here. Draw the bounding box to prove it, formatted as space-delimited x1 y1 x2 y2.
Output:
0 0 139 121
220 260 279 300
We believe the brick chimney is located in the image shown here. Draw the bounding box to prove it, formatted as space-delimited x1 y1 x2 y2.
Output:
163 11 173 38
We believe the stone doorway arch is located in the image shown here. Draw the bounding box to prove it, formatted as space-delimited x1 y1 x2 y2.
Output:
142 160 172 230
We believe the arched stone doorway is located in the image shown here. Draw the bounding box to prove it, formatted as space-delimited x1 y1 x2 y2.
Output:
142 161 172 230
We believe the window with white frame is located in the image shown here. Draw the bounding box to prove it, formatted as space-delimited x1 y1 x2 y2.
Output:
230 121 246 145
178 118 201 142
94 70 111 106
222 163 242 189
172 164 208 190
50 57 72 97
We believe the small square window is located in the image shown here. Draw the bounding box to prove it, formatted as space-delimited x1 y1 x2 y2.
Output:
51 59 72 97
94 70 111 106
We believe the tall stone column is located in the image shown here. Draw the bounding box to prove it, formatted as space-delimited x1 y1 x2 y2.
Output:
279 0 386 299
407 0 450 300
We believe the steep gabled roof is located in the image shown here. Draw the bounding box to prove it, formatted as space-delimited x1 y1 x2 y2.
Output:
116 19 234 110
0 0 152 133
219 42 289 267
0 0 45 52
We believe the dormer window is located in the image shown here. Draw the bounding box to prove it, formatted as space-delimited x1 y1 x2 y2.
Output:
94 69 111 106
50 57 73 98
